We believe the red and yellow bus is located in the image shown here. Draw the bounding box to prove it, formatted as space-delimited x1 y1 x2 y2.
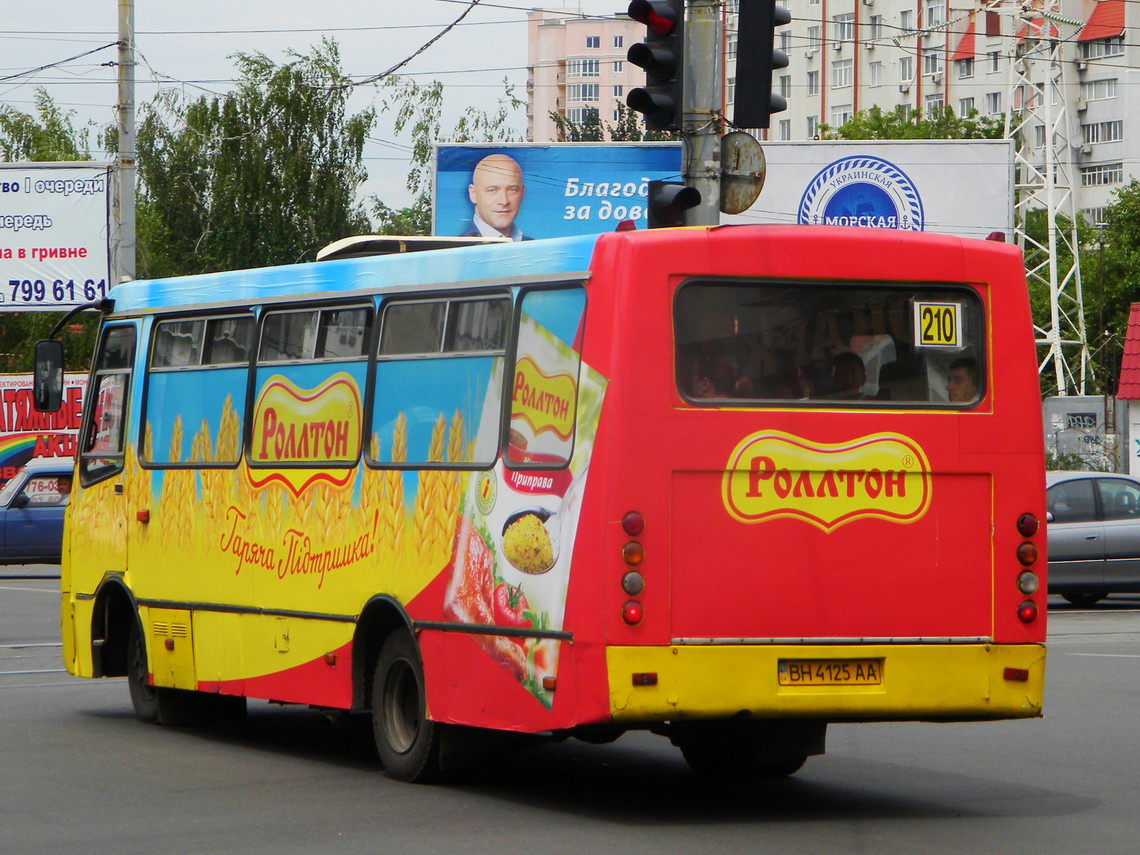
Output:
39 224 1046 781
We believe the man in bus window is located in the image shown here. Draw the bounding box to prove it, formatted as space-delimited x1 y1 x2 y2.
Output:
462 154 530 241
946 356 978 402
828 351 867 399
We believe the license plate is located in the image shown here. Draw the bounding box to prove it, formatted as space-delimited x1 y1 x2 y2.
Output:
778 659 883 686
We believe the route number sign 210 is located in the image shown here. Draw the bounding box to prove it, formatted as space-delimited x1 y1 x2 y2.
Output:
914 301 961 348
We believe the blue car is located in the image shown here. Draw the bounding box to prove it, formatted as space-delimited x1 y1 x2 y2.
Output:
0 457 73 565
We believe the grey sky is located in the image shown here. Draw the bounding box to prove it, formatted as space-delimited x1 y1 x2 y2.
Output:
1 1 620 210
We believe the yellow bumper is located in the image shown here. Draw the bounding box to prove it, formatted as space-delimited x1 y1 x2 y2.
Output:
607 643 1045 722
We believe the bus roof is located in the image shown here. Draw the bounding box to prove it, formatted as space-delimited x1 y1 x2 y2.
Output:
107 224 1021 315
108 232 604 314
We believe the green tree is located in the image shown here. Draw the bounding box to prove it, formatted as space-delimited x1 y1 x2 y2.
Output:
0 88 101 162
818 105 1005 140
369 76 525 236
551 103 676 143
1077 179 1140 393
136 38 373 276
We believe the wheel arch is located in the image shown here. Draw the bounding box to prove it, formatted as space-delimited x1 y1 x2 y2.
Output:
351 595 415 711
90 576 138 679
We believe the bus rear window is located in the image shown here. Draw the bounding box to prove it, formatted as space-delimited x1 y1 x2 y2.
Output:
675 280 984 406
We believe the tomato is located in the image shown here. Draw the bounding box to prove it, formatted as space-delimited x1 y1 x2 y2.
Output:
493 583 533 634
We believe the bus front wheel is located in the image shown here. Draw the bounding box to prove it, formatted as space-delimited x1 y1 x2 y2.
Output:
126 620 246 726
371 631 441 783
127 622 161 723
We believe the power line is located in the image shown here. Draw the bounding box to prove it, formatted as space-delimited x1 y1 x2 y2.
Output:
0 42 117 86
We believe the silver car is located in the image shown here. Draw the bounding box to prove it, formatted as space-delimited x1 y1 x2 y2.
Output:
1046 470 1140 606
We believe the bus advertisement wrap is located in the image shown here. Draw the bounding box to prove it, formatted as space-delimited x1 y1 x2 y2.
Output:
0 372 85 483
0 164 113 311
52 225 1046 783
433 143 682 239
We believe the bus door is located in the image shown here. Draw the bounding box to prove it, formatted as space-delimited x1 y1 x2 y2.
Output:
73 322 139 592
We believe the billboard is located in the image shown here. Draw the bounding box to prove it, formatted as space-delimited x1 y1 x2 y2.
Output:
0 163 113 311
434 139 1014 242
724 139 1015 240
433 143 682 239
0 373 86 485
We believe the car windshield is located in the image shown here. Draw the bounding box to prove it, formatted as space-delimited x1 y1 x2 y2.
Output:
0 473 25 505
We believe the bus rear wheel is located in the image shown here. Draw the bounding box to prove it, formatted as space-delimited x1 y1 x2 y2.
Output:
678 738 807 779
673 721 821 779
1062 592 1105 607
371 631 441 783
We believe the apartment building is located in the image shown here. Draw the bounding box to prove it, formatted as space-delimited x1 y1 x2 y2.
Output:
722 0 1133 224
526 2 1133 224
527 10 644 141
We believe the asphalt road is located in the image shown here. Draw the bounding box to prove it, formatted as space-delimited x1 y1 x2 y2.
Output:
3 569 1138 855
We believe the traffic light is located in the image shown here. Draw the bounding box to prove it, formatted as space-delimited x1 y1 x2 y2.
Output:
647 180 701 228
626 0 685 132
733 0 791 130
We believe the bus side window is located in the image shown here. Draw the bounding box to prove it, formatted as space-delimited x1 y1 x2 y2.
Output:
372 297 506 467
379 303 445 355
317 308 372 359
446 299 509 352
152 319 204 368
260 311 318 362
204 316 255 365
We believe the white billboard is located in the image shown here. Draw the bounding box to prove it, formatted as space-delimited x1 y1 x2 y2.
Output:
0 163 113 311
723 139 1015 241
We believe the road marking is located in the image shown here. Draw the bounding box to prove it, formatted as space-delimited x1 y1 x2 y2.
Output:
0 642 62 649
1069 652 1140 659
0 585 58 594
0 668 68 675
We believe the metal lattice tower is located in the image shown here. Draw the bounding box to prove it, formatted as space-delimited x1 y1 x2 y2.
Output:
1001 1 1089 395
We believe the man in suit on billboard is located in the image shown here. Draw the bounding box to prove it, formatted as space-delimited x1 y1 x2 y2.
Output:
462 153 529 241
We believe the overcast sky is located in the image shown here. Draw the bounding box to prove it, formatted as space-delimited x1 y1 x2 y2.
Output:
1 1 620 211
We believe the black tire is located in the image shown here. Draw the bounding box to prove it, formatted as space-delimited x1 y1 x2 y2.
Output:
127 621 160 723
371 631 441 783
126 621 246 726
675 722 817 780
1062 592 1105 607
679 737 807 779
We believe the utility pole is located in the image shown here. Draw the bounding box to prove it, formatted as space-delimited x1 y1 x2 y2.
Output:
1002 1 1088 395
683 0 722 226
112 0 136 285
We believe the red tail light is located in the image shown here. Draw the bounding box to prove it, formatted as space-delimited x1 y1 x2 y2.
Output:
622 511 644 536
622 600 644 625
1017 600 1038 623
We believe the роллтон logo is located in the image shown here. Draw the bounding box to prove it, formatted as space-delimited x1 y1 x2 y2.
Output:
798 155 924 231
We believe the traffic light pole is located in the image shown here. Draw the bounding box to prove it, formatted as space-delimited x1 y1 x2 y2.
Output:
682 0 722 227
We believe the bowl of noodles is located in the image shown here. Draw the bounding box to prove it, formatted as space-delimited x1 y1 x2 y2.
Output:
501 509 556 574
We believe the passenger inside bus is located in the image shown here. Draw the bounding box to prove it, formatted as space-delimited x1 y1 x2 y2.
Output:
946 357 979 403
824 351 868 400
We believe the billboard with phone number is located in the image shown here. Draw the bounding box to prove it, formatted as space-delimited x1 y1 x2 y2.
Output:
0 163 113 311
